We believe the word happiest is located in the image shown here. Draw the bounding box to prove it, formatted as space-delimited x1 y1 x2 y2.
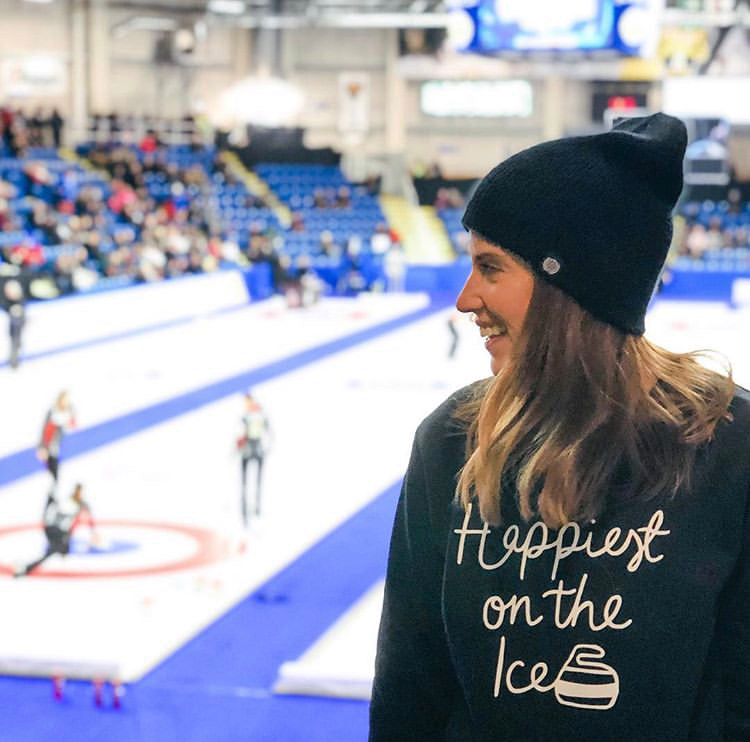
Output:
454 504 671 581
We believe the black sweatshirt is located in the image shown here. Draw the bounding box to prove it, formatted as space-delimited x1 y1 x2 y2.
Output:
370 384 750 742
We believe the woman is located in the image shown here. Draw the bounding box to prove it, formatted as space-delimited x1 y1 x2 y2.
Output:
15 483 97 577
37 390 76 484
370 114 750 741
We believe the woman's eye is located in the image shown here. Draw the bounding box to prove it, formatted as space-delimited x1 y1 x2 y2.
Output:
478 262 499 275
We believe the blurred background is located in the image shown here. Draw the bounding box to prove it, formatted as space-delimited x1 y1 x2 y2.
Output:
0 0 749 740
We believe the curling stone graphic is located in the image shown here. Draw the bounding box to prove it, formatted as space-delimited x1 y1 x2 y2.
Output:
554 644 619 710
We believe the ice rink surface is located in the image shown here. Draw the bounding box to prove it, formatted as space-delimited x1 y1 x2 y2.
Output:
0 293 748 694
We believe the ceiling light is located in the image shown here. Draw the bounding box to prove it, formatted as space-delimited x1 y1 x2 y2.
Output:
213 76 305 128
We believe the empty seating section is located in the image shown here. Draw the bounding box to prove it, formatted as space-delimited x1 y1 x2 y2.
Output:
212 177 283 241
256 163 385 257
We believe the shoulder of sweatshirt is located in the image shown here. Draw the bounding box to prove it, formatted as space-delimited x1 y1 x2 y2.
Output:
730 384 750 421
415 379 489 448
721 384 750 459
717 384 750 449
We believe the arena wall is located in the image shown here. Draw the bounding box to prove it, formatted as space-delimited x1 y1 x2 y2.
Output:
0 6 596 176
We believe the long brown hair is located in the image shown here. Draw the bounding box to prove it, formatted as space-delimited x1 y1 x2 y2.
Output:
455 279 735 528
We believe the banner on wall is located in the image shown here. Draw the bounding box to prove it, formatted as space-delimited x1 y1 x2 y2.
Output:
338 72 370 135
0 56 67 98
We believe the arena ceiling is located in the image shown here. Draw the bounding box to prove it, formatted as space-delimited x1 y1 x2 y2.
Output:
108 0 448 17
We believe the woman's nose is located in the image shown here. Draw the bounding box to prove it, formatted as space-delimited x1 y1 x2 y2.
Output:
455 271 481 314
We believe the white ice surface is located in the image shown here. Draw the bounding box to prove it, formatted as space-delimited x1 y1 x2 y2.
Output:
0 294 486 681
274 580 385 700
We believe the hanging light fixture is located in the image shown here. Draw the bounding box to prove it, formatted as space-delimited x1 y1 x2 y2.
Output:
212 75 305 128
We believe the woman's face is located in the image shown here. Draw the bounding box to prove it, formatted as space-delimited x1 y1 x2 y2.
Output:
456 234 535 375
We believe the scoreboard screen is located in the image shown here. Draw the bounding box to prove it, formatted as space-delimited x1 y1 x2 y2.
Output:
451 1 661 56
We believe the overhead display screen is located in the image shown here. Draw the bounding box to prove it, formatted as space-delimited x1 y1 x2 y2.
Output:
451 1 659 55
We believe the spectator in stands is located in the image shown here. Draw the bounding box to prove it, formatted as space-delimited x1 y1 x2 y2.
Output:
0 198 9 232
685 223 709 258
106 111 121 141
371 223 392 255
721 225 736 249
24 160 53 188
319 230 341 258
384 243 406 293
6 237 45 270
139 128 160 154
107 179 136 215
0 178 17 231
290 211 305 232
30 202 61 244
313 187 330 209
9 121 28 158
364 174 381 196
706 216 724 251
346 234 363 261
335 186 351 208
297 255 323 307
27 108 44 147
49 107 64 148
425 161 442 178
135 240 167 283
434 187 465 211
104 241 134 278
0 106 13 151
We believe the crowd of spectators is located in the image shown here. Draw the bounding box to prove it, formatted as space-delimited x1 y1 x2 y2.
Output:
679 220 748 258
0 139 291 296
675 190 750 263
1 126 390 301
1 105 64 155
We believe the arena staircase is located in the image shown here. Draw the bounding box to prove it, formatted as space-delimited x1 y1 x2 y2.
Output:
219 151 292 229
378 195 454 263
59 147 110 181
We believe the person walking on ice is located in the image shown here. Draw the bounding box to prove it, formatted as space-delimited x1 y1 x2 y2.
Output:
37 390 76 485
236 392 271 526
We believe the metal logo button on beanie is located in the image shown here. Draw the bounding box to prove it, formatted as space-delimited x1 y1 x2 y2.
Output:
542 257 561 275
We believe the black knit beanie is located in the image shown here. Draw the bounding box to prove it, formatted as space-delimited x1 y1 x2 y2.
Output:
461 113 687 335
